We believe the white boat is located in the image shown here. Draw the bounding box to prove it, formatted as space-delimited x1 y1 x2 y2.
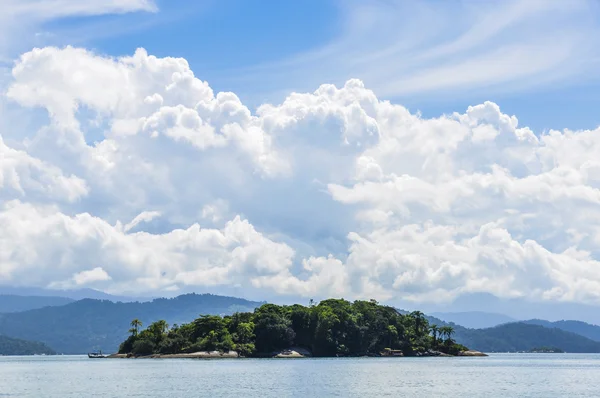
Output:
87 350 107 359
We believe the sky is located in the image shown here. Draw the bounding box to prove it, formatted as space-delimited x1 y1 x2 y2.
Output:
2 0 600 308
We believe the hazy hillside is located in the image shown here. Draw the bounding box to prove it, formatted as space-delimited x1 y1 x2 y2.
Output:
461 323 600 352
427 316 600 353
0 286 148 302
523 319 600 342
422 292 600 325
0 335 55 355
0 295 75 313
0 293 263 354
430 311 516 329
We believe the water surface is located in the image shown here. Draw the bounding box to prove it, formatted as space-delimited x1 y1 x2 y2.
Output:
1 354 599 397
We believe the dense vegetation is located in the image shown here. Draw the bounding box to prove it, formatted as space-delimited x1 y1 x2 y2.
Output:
0 335 55 355
0 294 263 354
0 295 74 313
118 299 466 357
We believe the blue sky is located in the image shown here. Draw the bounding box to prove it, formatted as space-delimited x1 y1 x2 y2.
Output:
17 0 600 133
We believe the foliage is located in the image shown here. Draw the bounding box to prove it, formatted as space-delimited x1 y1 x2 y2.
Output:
131 339 155 356
118 298 467 357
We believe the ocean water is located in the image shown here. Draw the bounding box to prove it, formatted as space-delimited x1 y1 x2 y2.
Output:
1 354 599 397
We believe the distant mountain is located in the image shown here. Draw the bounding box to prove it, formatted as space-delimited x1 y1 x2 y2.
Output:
460 323 600 353
0 335 55 355
430 311 516 329
426 315 600 353
0 286 150 302
0 295 75 313
522 319 600 342
0 293 264 354
420 292 600 325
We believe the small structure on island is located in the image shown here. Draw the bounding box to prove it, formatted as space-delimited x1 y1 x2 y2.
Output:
381 348 403 357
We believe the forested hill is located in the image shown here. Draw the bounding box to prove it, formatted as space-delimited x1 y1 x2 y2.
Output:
0 335 55 355
118 299 466 357
0 295 74 313
522 319 600 342
426 316 600 353
0 293 263 354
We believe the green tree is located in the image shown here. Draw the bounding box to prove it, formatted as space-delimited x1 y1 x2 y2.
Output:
130 319 142 336
132 339 154 356
253 304 295 353
439 326 455 342
430 325 439 347
234 322 255 344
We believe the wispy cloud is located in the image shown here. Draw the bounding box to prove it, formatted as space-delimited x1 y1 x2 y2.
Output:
0 0 157 63
219 0 600 100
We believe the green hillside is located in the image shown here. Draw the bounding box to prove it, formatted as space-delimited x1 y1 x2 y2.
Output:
523 319 600 342
0 335 55 355
426 316 600 353
0 293 263 354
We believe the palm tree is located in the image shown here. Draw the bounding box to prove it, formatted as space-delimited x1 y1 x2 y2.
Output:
409 311 427 336
430 325 439 346
439 326 455 342
156 320 169 335
130 319 142 336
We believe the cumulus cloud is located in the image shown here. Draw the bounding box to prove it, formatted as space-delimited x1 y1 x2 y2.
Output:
50 267 113 289
0 135 88 202
3 46 600 305
0 200 295 295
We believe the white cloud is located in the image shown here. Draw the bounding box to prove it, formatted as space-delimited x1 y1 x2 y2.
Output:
4 46 600 306
0 134 88 202
0 0 156 64
2 0 156 19
123 211 161 233
49 267 113 289
0 200 295 295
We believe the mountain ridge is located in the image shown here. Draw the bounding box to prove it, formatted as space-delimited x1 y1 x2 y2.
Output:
0 293 264 354
0 295 75 313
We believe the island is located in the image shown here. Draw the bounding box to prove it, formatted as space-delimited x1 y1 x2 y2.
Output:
528 346 564 353
115 298 486 358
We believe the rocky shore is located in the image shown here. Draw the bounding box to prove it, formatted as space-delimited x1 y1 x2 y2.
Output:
108 351 240 359
457 350 488 357
108 348 487 359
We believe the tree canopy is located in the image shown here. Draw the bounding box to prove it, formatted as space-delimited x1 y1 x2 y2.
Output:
119 299 466 357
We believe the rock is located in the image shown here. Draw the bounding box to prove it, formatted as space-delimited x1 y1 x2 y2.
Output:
458 350 488 357
273 347 312 358
106 353 128 358
118 351 240 359
157 351 239 359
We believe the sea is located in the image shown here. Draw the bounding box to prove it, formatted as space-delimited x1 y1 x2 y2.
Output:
1 354 599 397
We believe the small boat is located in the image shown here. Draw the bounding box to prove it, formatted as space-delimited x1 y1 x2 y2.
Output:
88 350 107 359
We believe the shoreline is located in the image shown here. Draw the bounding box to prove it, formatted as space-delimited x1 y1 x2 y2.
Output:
107 349 487 359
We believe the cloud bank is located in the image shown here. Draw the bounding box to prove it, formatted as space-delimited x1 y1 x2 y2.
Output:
2 46 600 305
